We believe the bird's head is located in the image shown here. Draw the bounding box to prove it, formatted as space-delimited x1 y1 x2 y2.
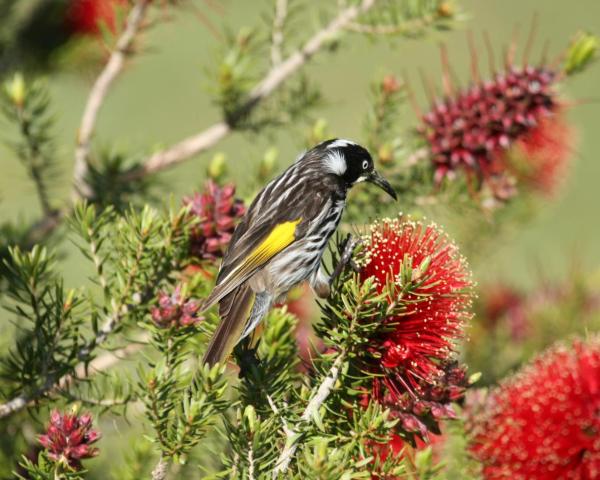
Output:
317 139 397 200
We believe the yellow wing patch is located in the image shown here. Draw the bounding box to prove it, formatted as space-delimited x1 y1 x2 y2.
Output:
249 219 302 265
220 218 302 285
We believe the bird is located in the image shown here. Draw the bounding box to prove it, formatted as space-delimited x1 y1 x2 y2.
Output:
201 139 397 366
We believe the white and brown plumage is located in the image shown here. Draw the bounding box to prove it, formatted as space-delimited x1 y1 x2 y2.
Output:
201 139 397 366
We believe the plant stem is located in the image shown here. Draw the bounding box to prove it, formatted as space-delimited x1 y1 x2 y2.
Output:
124 0 377 180
271 0 288 67
72 0 151 199
272 351 346 477
150 456 169 480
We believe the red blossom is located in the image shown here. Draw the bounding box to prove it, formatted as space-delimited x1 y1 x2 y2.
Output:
368 431 447 479
151 285 202 328
66 0 126 35
468 338 600 479
359 219 473 393
38 410 101 469
419 40 575 199
508 113 575 196
358 218 473 440
184 181 245 261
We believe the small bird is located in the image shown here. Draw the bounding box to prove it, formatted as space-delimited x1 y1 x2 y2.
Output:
201 139 396 366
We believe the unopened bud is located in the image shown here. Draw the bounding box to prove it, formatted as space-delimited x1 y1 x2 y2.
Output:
207 153 227 180
5 73 26 107
381 74 400 95
437 1 454 18
565 31 599 75
64 289 76 311
243 405 257 430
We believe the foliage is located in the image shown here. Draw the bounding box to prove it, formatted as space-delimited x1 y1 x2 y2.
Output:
0 0 598 478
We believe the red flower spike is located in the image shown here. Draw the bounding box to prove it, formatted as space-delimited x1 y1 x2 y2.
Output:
419 38 575 199
508 113 576 196
66 0 127 36
468 338 600 480
184 181 245 261
359 218 473 394
358 218 473 441
151 285 203 328
38 410 101 469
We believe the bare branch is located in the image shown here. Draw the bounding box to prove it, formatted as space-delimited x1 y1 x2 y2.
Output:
124 0 377 181
272 352 345 477
59 333 149 390
0 321 145 419
271 0 288 67
17 0 377 242
72 0 152 199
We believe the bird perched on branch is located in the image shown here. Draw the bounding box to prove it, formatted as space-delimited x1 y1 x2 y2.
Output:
201 139 397 366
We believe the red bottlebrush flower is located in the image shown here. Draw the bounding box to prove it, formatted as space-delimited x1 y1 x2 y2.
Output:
508 113 575 196
419 39 575 199
359 218 473 394
468 338 600 479
357 218 473 440
151 285 202 328
38 410 101 469
184 181 245 261
368 430 447 479
66 0 126 35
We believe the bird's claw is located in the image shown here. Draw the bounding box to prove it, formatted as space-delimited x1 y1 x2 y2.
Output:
330 234 360 285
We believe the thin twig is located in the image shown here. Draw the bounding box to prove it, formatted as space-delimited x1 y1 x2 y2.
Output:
0 239 148 419
29 164 54 217
19 0 377 244
271 0 288 67
72 0 151 199
248 440 255 480
151 456 169 480
59 333 149 390
266 394 293 437
272 352 345 477
124 0 377 181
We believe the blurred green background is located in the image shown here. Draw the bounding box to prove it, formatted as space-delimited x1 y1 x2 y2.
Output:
0 1 599 477
1 0 599 288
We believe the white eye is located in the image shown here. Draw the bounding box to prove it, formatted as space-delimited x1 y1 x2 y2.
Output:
362 160 369 170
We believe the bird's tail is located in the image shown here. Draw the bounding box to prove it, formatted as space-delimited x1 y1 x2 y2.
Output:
202 283 255 366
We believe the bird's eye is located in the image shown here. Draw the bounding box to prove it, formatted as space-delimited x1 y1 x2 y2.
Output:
362 160 369 170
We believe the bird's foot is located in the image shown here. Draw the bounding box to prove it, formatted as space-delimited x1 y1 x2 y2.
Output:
330 234 360 284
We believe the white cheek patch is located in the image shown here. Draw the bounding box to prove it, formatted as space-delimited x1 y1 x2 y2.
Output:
327 139 356 149
324 150 347 175
354 175 368 184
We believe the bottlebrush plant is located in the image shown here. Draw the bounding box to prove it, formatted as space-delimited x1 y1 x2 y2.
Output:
65 0 127 36
467 337 600 479
0 1 598 479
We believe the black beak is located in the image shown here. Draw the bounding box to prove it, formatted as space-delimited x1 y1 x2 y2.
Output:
367 170 397 200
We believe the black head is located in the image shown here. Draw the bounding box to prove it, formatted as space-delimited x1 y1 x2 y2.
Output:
316 139 397 200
